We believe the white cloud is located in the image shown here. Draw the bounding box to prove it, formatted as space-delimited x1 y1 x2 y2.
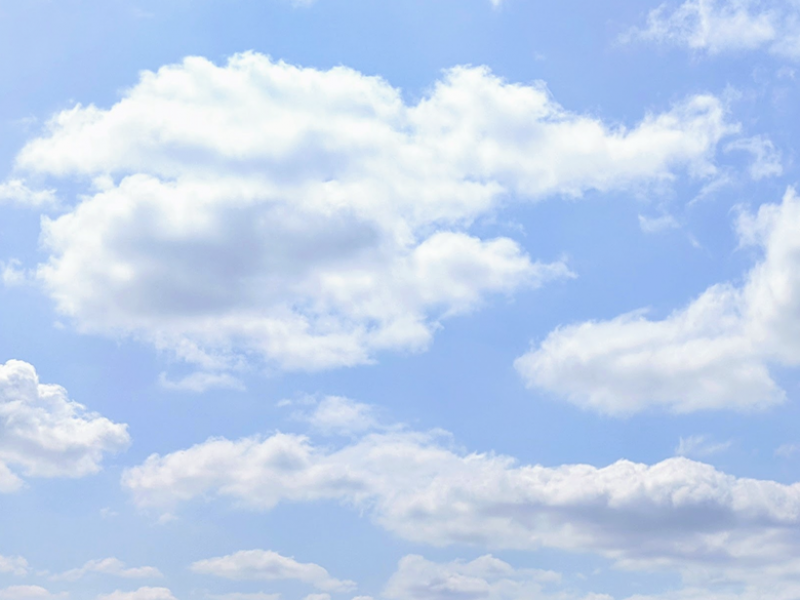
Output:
190 549 356 593
157 371 244 393
0 557 29 577
53 558 162 581
0 587 63 600
0 180 57 207
1 260 32 287
725 135 782 180
292 396 379 435
207 594 281 600
675 435 732 457
629 0 800 60
775 443 800 457
302 595 330 600
11 53 732 374
515 187 800 415
122 418 800 591
383 554 560 600
638 213 680 233
97 588 176 600
0 360 130 488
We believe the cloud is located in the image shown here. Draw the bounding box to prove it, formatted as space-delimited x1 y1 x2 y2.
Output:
0 587 63 600
97 588 176 600
53 558 162 582
11 52 732 374
725 135 782 180
383 554 560 600
122 414 800 591
191 549 355 593
0 557 29 577
0 360 130 489
674 435 732 458
157 371 244 393
207 594 281 600
291 396 379 435
637 213 680 233
628 0 800 59
0 180 57 207
515 187 800 414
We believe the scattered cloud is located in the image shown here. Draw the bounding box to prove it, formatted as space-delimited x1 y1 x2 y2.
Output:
383 554 560 600
675 434 732 457
0 557 29 577
627 0 800 60
158 371 244 394
11 53 733 375
0 360 130 491
291 395 380 435
53 558 162 582
638 213 680 233
775 443 800 458
191 549 356 593
0 587 63 600
0 180 57 207
725 135 782 180
123 413 800 591
516 187 800 415
96 588 176 600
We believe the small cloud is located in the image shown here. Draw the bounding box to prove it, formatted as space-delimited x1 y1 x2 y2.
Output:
675 435 732 458
52 558 162 582
158 372 244 393
638 214 679 234
1 260 33 287
0 556 29 577
726 135 783 180
0 180 57 207
775 443 800 458
289 396 380 436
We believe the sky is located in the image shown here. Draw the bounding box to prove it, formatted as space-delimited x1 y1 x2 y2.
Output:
3 0 800 599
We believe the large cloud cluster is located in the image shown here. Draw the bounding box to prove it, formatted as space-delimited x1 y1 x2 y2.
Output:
11 53 733 379
121 414 800 592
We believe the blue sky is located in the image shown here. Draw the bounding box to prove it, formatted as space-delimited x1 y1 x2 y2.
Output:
3 1 800 599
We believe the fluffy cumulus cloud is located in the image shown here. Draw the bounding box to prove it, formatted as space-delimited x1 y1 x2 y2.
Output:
11 52 734 376
0 360 130 490
629 0 800 59
121 415 800 594
190 549 356 593
383 554 560 600
53 558 162 582
516 187 800 414
97 588 176 600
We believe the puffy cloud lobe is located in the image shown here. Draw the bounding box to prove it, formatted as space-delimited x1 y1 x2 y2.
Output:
53 558 162 582
121 423 800 586
383 554 560 600
15 53 731 374
190 549 356 593
515 188 800 414
629 0 800 59
0 360 130 487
